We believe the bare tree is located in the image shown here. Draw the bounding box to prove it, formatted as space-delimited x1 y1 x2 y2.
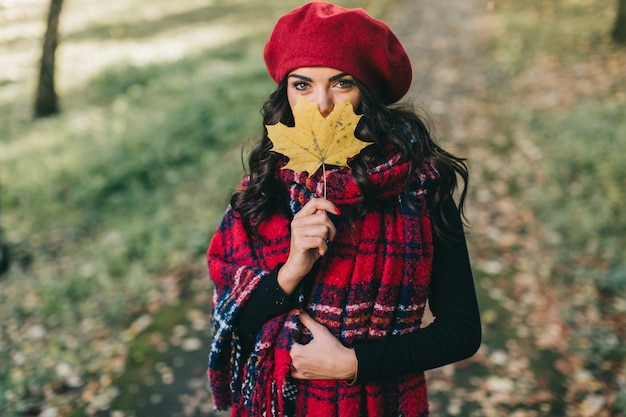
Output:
34 0 64 118
0 227 8 275
0 191 8 275
614 0 626 44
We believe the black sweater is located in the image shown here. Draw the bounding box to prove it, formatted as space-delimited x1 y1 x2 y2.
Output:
236 198 481 382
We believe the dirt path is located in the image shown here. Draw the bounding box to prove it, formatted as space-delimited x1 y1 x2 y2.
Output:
390 1 568 416
390 0 494 143
388 0 565 417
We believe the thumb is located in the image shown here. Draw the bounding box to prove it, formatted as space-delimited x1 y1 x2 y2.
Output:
298 311 325 337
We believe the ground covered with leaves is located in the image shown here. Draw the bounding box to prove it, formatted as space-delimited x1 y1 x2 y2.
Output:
395 0 625 416
1 0 625 416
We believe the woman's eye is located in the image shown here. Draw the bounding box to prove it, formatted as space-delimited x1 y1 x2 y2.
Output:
293 82 309 91
337 79 354 88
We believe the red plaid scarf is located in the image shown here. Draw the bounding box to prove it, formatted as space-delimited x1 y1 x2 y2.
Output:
208 152 439 416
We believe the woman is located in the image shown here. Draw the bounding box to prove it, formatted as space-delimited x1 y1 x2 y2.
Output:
207 2 481 416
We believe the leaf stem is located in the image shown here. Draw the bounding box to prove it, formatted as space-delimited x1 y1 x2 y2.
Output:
323 163 327 199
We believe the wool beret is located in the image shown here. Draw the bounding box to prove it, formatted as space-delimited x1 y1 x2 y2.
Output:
264 2 412 104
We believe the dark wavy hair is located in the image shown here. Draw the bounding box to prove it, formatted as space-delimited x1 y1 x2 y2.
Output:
230 78 469 241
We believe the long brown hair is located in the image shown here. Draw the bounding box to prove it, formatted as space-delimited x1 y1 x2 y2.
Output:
230 78 468 240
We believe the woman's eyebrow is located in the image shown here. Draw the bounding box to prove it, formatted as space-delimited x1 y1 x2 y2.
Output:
288 72 351 82
328 72 350 82
288 74 312 82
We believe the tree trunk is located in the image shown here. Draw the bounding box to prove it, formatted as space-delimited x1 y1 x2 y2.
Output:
0 226 8 275
613 0 626 44
0 196 8 275
34 0 64 118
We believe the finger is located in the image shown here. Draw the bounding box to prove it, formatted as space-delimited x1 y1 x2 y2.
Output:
326 219 337 242
298 311 325 337
310 212 337 243
291 221 335 251
299 212 337 242
289 345 306 379
291 368 306 379
291 235 326 254
296 198 340 217
302 236 328 257
306 197 339 214
291 213 331 231
298 224 331 238
289 343 303 369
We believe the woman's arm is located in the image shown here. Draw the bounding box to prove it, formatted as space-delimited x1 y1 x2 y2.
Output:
234 198 338 357
236 198 481 381
352 197 481 381
236 265 299 356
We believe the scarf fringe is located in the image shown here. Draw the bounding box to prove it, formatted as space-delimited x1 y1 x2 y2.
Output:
241 311 300 416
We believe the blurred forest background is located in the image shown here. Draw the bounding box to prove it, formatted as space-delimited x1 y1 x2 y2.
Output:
1 0 625 416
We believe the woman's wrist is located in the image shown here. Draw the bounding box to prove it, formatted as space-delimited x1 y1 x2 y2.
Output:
345 348 359 384
277 263 304 295
333 346 358 382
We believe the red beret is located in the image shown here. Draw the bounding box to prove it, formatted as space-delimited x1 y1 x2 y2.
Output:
264 2 412 104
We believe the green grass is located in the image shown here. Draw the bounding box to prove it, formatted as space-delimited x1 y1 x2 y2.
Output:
527 100 626 266
0 0 390 414
1 1 280 415
491 0 617 75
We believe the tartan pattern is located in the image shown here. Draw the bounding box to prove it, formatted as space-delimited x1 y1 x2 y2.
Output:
208 152 439 416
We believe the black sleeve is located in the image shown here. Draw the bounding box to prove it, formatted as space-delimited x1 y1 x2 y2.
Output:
353 197 482 382
236 199 481 381
236 264 300 358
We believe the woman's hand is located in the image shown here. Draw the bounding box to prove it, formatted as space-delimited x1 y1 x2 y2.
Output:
278 198 339 295
290 312 357 381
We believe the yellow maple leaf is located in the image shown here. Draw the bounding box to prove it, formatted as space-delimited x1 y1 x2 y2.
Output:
266 97 370 176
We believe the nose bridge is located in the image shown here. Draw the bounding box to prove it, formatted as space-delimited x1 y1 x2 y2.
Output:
315 87 334 116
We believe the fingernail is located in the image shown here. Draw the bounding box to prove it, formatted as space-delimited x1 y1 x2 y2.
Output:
334 207 341 215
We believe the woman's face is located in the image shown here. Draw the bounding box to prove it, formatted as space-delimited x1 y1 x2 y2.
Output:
286 67 362 118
